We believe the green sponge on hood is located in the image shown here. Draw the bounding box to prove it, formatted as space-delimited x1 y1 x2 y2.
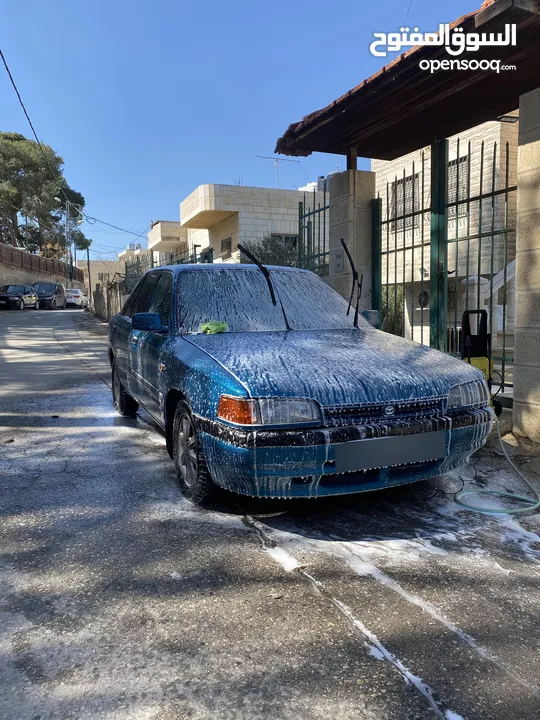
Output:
200 321 228 334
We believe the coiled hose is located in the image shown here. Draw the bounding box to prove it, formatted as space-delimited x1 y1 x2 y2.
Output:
455 419 540 515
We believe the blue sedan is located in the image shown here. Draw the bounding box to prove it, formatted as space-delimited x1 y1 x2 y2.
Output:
108 264 492 503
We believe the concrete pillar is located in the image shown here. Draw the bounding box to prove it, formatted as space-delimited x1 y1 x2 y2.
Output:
513 87 540 441
327 170 376 310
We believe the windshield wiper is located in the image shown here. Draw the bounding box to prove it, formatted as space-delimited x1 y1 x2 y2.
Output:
237 243 290 330
340 238 363 328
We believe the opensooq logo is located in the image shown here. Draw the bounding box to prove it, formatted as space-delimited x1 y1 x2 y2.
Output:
369 23 516 58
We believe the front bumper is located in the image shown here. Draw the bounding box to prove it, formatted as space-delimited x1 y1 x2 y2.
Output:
0 299 20 309
198 408 493 498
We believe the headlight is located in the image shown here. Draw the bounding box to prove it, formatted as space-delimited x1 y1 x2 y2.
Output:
9 296 18 299
447 379 490 409
217 395 322 425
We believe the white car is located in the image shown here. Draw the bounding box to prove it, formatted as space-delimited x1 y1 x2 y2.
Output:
66 288 88 308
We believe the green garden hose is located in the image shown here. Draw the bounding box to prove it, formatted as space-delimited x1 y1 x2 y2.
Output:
455 419 540 515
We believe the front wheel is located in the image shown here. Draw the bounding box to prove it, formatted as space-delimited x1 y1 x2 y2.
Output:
112 362 138 416
18 299 24 311
173 402 217 504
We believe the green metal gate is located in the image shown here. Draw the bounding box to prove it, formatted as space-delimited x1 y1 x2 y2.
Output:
298 185 329 276
372 137 516 390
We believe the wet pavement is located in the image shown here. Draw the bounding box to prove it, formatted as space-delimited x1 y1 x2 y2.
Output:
1 308 540 720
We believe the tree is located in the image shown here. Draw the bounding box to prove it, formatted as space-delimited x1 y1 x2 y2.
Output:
239 234 298 267
0 131 86 257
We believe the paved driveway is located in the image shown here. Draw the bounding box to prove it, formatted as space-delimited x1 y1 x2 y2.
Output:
1 308 540 720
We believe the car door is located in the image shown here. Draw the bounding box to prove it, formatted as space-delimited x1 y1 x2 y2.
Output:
127 272 160 405
110 279 144 386
23 287 32 306
26 287 37 306
134 271 173 420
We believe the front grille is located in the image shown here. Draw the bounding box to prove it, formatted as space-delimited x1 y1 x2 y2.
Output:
324 398 445 426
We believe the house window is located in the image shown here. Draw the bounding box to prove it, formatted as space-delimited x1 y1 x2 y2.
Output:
389 173 420 230
98 273 105 281
220 238 232 259
448 156 469 219
270 233 298 248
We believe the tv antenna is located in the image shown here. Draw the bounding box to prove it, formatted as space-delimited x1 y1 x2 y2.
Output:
256 155 300 189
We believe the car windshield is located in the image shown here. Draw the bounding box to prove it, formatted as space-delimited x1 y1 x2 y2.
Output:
34 283 56 292
177 267 371 333
0 285 25 293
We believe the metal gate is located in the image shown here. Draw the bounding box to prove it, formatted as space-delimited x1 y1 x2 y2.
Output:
373 137 517 390
298 186 329 276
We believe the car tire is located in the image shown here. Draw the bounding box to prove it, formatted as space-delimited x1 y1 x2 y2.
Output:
112 362 139 416
18 299 24 311
34 300 40 310
173 402 217 504
50 299 56 310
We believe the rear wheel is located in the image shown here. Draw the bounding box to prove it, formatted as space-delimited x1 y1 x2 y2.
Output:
34 300 40 310
173 402 217 504
112 362 139 416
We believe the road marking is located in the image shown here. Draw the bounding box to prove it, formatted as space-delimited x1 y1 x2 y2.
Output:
245 515 462 720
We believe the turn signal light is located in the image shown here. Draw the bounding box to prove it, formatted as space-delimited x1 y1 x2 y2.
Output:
217 396 256 425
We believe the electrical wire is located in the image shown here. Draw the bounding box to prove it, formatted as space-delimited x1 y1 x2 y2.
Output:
1 46 150 243
455 419 540 515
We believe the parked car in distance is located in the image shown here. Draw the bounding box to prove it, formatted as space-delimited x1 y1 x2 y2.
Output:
108 264 493 504
0 285 40 310
32 282 67 310
66 288 88 308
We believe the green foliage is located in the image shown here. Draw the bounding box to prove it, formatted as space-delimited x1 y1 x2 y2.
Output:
0 131 89 257
382 284 405 336
239 235 298 267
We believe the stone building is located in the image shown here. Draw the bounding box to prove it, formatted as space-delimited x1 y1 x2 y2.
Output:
147 184 324 264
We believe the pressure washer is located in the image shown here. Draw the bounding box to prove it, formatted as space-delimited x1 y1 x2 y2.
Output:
455 309 540 515
460 309 502 418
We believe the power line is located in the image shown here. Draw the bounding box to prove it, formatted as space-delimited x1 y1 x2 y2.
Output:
403 0 414 28
0 46 151 244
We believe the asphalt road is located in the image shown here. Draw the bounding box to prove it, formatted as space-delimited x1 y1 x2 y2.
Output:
1 307 540 720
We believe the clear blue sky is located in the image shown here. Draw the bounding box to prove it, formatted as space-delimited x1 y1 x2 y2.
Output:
1 0 476 260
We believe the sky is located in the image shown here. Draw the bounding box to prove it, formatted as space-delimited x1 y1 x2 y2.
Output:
1 0 477 260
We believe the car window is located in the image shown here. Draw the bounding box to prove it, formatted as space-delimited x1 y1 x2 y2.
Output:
147 273 172 327
132 273 159 315
121 280 144 318
177 268 370 333
0 285 25 293
34 283 56 293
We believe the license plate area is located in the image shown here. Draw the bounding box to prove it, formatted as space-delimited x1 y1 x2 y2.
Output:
335 431 447 473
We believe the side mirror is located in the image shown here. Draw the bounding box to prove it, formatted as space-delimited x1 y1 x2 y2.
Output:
132 312 168 333
361 309 380 328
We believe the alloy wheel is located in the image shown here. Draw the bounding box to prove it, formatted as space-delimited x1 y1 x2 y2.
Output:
19 299 24 311
176 414 197 488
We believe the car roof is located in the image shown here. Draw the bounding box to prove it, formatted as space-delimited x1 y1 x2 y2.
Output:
148 264 314 276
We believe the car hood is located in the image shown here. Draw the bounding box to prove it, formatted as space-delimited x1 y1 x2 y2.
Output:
185 329 483 407
0 293 20 299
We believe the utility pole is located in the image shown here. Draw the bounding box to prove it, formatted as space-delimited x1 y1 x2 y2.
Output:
65 201 70 287
86 246 92 309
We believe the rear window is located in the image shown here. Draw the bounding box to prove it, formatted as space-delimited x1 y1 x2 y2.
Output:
0 285 25 293
34 283 56 292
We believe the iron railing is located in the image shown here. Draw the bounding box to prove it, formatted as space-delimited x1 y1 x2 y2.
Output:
298 187 329 276
373 137 516 390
